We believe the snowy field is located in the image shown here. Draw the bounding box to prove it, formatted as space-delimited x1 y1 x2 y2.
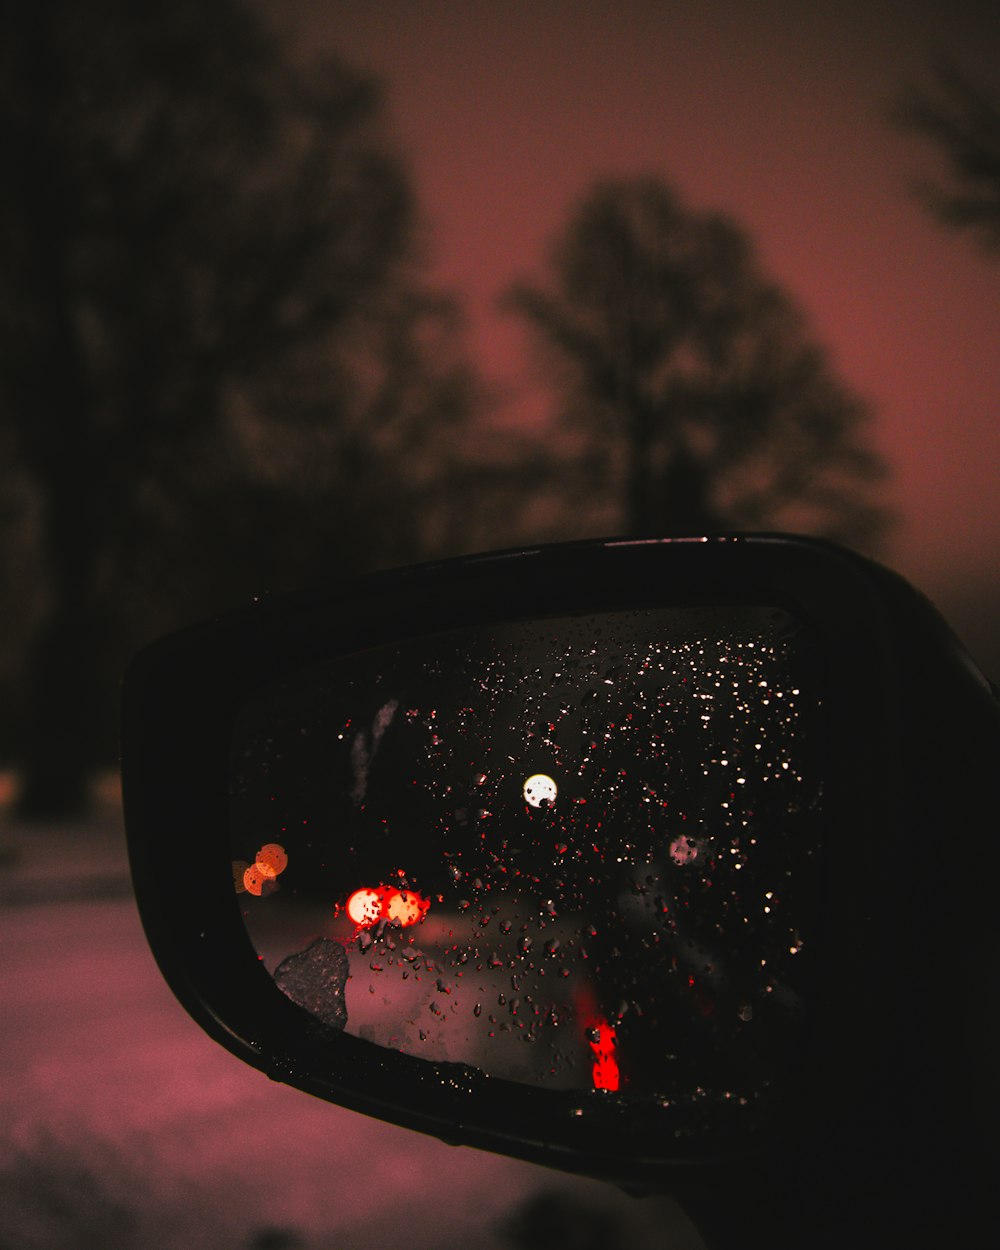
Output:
0 808 703 1250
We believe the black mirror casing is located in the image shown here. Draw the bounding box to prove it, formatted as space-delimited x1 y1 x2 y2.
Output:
122 536 999 1248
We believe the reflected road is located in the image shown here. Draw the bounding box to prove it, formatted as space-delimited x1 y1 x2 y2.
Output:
1 891 703 1250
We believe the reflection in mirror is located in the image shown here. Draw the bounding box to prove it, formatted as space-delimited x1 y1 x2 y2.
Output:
231 607 824 1132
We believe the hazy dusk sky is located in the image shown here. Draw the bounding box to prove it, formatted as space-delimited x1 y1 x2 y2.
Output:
274 0 999 606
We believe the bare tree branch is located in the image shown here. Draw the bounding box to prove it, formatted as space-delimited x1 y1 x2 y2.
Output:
894 61 1000 253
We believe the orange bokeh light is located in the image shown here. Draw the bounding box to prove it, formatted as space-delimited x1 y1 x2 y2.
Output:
234 844 288 895
243 864 269 897
255 843 288 878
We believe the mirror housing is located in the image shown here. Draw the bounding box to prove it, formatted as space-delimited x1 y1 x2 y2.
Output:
122 536 999 1247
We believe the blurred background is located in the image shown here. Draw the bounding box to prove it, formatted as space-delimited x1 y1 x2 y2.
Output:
1 1 997 1246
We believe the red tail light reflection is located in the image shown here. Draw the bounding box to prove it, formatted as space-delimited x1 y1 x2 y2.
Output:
574 984 622 1092
587 1020 620 1092
346 885 430 930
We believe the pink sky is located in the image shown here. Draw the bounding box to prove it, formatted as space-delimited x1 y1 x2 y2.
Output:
274 1 999 620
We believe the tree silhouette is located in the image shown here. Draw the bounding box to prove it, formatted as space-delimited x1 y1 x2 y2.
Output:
509 178 889 544
895 62 1000 255
0 1 479 815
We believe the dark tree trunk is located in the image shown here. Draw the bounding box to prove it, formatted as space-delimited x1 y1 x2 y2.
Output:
13 26 107 819
16 599 105 819
16 410 108 819
658 445 718 533
624 395 659 533
625 395 719 535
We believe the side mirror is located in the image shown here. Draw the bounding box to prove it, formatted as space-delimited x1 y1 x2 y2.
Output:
122 536 999 1249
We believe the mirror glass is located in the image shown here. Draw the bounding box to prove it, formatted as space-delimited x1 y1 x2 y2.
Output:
230 606 824 1125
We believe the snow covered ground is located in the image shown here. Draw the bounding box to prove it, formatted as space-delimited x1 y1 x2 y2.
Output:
0 806 703 1250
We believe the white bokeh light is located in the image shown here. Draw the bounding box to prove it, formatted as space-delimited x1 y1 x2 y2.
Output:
523 773 557 807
